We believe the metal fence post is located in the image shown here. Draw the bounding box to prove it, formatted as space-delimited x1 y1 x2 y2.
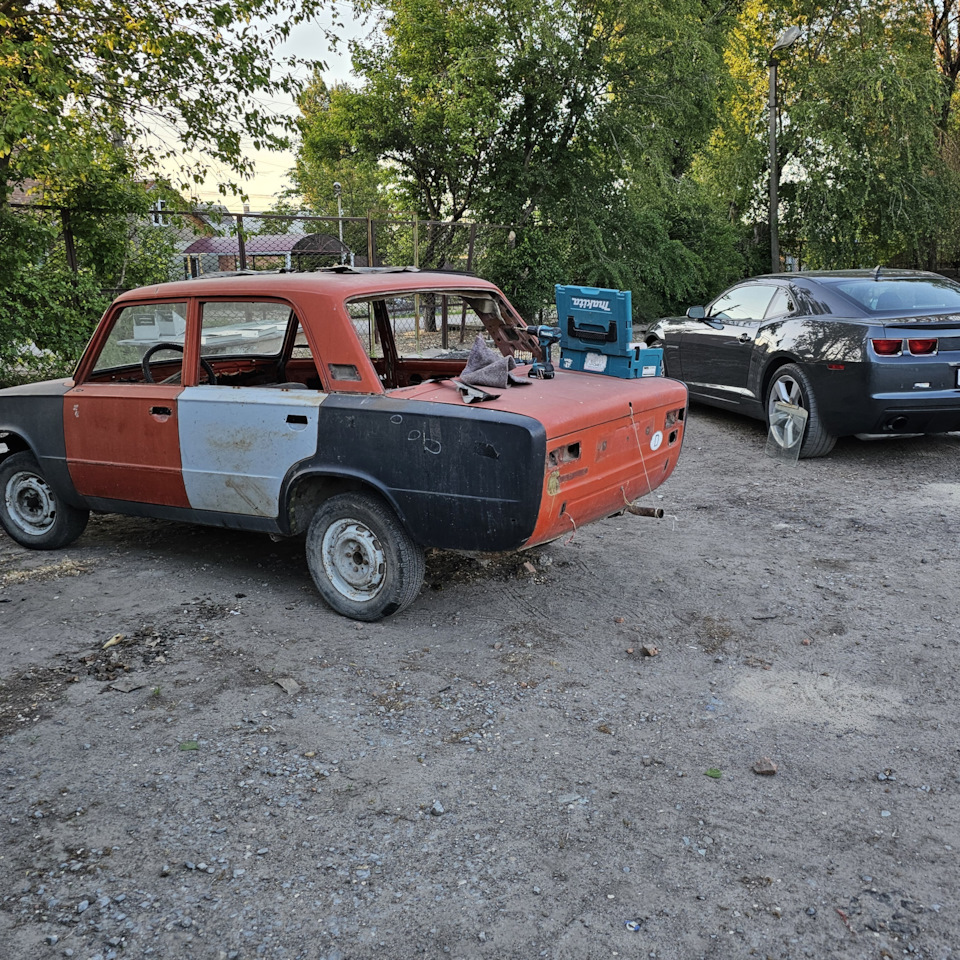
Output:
236 214 247 270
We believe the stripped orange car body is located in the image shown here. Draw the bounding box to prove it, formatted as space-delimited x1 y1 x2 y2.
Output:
0 269 687 619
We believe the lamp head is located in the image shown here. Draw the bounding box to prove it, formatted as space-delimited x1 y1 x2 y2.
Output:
771 25 801 53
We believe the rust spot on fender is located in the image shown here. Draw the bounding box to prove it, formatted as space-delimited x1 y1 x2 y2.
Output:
558 467 589 485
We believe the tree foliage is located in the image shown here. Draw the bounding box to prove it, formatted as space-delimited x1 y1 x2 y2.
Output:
0 147 186 382
294 0 747 318
0 0 335 199
701 0 960 269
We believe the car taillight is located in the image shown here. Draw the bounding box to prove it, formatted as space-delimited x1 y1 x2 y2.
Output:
871 339 902 356
907 338 938 355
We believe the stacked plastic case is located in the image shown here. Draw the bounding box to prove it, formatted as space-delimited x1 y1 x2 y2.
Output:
555 284 663 378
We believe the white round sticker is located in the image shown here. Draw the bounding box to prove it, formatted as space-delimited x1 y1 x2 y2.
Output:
650 430 663 451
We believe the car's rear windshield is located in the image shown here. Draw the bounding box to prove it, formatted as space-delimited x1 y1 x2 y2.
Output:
827 277 960 314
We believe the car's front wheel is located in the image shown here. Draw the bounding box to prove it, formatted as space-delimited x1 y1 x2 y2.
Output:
305 492 425 621
765 364 837 458
0 452 89 549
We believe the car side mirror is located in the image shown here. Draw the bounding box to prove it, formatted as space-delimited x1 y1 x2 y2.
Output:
686 305 706 320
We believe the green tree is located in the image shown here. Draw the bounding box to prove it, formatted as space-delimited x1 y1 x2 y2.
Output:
293 78 399 218
295 0 743 318
701 0 960 269
0 147 189 382
0 0 335 200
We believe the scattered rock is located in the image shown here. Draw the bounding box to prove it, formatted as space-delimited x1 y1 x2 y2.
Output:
753 757 778 776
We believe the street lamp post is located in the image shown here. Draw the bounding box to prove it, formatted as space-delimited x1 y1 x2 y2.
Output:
333 181 344 264
768 25 801 274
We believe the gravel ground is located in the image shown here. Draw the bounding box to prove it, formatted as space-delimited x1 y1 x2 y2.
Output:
1 404 959 960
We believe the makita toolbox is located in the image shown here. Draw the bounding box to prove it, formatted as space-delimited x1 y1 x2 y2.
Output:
555 284 663 378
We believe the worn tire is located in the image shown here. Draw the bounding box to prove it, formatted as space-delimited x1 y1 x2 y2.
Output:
0 452 89 549
305 492 425 621
765 363 837 458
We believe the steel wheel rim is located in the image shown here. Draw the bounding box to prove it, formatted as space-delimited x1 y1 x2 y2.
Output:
320 518 386 601
5 470 57 535
768 375 805 448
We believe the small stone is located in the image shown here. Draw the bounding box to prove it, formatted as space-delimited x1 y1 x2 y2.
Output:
752 757 778 776
641 644 658 657
76 900 89 914
430 800 445 816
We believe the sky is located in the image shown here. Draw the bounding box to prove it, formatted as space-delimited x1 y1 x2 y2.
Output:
191 5 366 208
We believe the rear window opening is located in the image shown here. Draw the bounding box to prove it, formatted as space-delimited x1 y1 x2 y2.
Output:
348 291 540 391
832 278 960 314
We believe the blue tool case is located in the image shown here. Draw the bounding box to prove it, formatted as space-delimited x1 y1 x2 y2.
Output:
555 284 662 378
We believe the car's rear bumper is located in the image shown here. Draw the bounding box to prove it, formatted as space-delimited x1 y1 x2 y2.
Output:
858 395 960 433
809 360 960 435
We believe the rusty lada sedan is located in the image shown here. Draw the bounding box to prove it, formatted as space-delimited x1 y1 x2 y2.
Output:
0 268 687 620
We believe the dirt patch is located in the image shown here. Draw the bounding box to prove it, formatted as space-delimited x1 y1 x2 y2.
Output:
1 406 959 959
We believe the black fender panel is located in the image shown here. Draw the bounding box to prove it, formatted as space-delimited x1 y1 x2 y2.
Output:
0 380 87 508
288 395 547 552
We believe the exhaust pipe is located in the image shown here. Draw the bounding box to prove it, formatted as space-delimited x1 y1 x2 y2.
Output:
625 503 664 519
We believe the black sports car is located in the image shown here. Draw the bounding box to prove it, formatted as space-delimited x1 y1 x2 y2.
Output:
646 269 960 457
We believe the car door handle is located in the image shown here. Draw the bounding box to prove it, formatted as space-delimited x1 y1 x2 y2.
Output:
150 406 172 417
738 333 752 343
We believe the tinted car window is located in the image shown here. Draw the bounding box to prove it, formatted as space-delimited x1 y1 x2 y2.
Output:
765 288 792 318
830 278 960 313
710 284 776 321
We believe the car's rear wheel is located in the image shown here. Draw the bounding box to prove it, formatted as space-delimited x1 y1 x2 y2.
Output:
305 492 424 621
766 364 837 458
0 452 89 549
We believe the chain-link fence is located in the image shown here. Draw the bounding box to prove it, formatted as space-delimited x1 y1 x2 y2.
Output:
0 202 557 378
3 202 526 283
